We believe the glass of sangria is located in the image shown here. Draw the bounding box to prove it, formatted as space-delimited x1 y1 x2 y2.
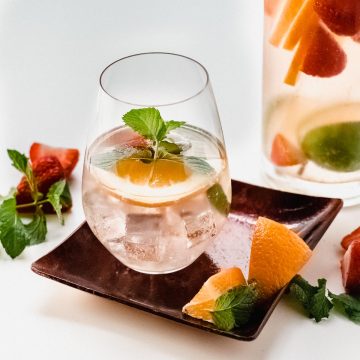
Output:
263 0 360 205
82 53 231 274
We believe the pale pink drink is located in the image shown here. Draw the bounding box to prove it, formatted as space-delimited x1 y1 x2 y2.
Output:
82 53 231 274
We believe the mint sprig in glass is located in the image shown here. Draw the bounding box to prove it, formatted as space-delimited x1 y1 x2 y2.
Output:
83 53 231 274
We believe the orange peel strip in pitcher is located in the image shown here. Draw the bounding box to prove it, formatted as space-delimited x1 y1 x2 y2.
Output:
284 20 317 86
283 0 317 50
269 0 306 47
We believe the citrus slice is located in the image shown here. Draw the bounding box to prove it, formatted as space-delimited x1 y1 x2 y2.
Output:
182 267 246 322
270 133 305 166
301 122 360 172
116 158 190 187
248 217 312 299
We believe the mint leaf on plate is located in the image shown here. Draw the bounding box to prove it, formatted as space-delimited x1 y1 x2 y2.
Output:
207 183 230 216
329 292 360 323
289 275 333 322
25 210 47 245
309 279 333 322
47 179 67 224
7 149 29 174
212 284 258 331
0 198 28 258
212 308 235 331
7 149 37 199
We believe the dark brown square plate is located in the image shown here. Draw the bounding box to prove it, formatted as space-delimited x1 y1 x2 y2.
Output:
31 180 343 341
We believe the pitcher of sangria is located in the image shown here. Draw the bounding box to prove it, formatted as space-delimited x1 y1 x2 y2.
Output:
263 0 360 205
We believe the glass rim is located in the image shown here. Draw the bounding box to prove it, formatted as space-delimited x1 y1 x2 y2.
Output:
99 52 210 107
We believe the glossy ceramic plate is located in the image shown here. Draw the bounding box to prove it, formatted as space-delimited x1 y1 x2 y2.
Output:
32 180 342 341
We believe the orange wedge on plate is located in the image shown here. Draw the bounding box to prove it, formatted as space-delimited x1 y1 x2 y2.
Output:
248 217 312 299
182 267 246 322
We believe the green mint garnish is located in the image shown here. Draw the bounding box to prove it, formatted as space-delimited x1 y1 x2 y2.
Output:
0 198 29 258
122 107 185 144
47 180 67 225
329 292 360 323
207 183 230 216
211 284 258 331
0 149 73 258
25 209 47 246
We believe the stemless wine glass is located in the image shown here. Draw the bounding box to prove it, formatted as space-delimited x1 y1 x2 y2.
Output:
82 53 231 274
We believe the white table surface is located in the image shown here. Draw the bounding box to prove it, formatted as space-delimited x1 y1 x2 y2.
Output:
0 0 359 359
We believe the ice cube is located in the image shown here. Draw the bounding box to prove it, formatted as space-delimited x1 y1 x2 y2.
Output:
183 210 216 249
121 214 165 262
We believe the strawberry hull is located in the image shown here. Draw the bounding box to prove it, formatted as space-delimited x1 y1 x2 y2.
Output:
341 239 360 295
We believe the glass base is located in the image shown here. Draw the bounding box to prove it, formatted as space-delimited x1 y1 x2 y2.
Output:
263 159 360 207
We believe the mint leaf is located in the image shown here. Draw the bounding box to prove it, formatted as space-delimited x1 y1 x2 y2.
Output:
0 198 28 258
185 157 215 175
59 182 73 210
212 284 258 331
91 147 152 170
7 149 28 174
212 309 235 331
289 276 332 322
165 120 185 135
207 183 230 216
47 180 66 224
309 279 333 322
289 275 318 308
123 108 166 142
159 141 182 155
25 210 47 245
7 149 38 200
329 292 360 323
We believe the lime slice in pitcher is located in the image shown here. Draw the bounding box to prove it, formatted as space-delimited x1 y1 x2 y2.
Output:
301 122 360 172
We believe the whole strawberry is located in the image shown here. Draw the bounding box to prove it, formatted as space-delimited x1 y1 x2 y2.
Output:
16 156 67 212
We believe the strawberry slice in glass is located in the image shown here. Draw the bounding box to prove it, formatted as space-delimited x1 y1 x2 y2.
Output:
301 24 347 78
314 0 360 36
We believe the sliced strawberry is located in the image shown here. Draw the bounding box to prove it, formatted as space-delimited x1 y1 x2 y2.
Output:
16 156 69 213
301 24 347 78
270 133 305 166
341 239 360 295
341 226 360 250
30 143 79 178
314 0 360 36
